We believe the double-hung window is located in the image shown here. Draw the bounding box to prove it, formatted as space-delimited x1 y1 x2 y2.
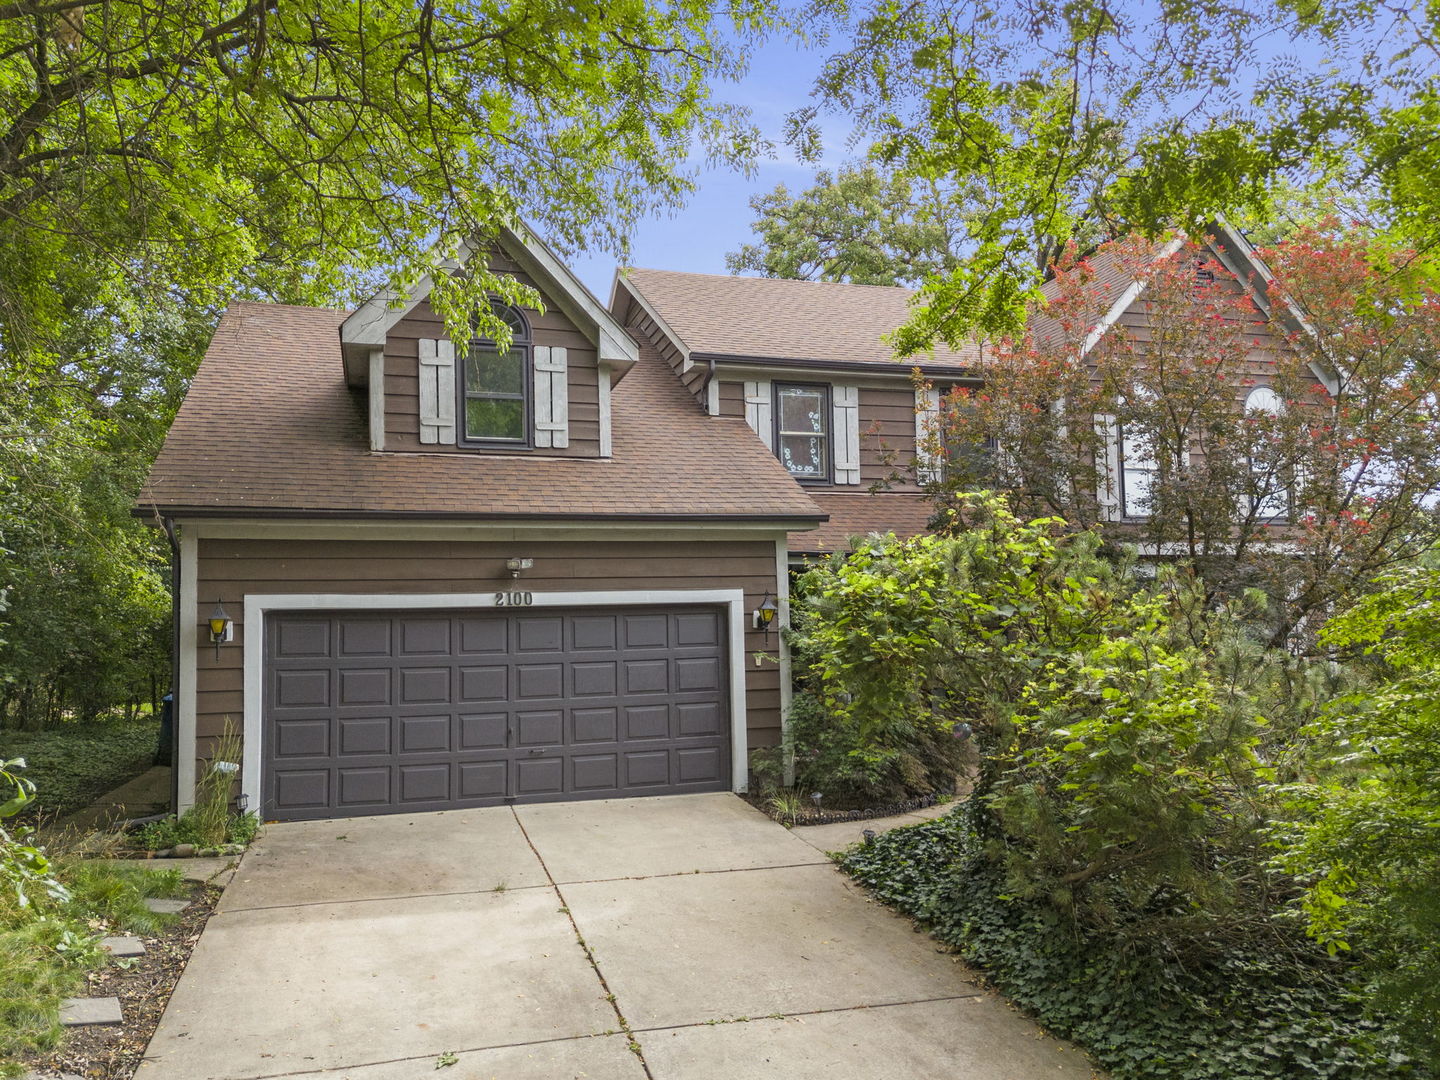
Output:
774 384 831 481
1245 385 1289 521
1118 422 1158 518
461 303 530 445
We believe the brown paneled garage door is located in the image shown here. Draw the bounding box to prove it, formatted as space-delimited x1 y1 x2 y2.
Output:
263 606 731 821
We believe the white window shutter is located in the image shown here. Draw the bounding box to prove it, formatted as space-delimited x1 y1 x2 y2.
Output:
534 346 569 449
1095 413 1121 521
915 386 942 483
832 384 860 484
744 380 773 450
418 338 456 445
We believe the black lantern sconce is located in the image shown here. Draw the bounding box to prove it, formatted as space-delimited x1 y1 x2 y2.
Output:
207 600 232 661
753 592 779 642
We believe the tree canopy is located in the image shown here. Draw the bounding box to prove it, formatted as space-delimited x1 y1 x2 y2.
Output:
782 0 1440 347
725 164 966 285
0 0 774 729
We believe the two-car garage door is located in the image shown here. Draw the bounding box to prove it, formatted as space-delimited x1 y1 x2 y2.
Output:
263 606 731 821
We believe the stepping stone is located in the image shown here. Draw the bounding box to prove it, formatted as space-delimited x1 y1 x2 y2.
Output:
100 935 145 957
143 897 189 914
59 996 122 1026
177 856 236 883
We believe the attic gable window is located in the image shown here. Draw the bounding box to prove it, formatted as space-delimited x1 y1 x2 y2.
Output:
774 383 830 481
461 303 531 445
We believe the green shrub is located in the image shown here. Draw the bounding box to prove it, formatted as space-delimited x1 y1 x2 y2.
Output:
842 805 1429 1080
753 690 966 805
134 809 257 853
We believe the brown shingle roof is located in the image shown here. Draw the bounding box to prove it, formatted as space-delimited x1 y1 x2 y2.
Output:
620 269 980 370
138 302 827 522
789 492 934 555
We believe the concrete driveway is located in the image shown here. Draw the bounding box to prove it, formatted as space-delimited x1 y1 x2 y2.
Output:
138 794 1094 1080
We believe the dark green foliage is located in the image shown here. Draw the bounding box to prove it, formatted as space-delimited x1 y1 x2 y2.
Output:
752 690 965 805
2 719 160 822
843 807 1428 1080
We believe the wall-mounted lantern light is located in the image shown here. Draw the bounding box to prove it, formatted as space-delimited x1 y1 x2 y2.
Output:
207 600 232 661
753 593 779 641
505 557 534 578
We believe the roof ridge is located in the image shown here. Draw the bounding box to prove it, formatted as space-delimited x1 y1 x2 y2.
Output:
624 267 917 296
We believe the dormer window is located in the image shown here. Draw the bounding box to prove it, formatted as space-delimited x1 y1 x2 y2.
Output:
461 303 531 445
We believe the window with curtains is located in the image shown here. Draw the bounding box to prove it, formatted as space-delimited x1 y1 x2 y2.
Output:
1245 385 1290 520
773 383 830 481
461 303 531 444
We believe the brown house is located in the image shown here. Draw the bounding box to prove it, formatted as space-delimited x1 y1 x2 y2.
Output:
141 219 1312 821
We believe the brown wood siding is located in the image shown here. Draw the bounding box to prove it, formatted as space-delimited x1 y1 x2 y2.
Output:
717 380 745 418
717 378 924 492
382 269 603 458
190 536 783 782
859 384 920 490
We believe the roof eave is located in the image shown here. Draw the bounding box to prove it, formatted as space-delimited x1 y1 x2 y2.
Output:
692 351 980 378
133 503 827 526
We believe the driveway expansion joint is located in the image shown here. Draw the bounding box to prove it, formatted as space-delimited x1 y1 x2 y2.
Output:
510 807 656 1080
625 991 990 1038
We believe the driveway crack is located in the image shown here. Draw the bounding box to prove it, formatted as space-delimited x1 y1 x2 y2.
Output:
511 807 655 1079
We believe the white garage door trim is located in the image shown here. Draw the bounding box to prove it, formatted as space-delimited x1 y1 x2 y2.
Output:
237 590 749 816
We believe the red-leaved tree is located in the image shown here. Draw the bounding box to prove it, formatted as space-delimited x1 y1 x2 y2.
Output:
919 225 1440 645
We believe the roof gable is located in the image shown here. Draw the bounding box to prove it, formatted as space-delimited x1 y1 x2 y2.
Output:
340 223 639 387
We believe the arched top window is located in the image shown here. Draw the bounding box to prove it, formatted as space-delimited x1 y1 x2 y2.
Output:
1245 385 1283 415
461 303 531 444
473 302 530 346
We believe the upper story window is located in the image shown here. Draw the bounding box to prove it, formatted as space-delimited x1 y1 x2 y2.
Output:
461 303 531 445
1117 387 1160 519
1245 385 1289 520
774 383 830 481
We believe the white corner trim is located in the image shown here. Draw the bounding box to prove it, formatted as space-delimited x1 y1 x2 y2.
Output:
598 365 613 457
706 377 720 417
240 589 751 814
368 347 385 452
1081 235 1186 358
177 527 198 813
775 538 795 787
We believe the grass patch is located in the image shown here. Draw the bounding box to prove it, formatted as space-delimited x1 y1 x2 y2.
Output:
0 857 182 1074
58 862 186 936
4 718 160 822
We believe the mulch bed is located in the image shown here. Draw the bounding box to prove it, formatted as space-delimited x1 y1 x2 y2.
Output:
19 881 220 1080
743 790 945 826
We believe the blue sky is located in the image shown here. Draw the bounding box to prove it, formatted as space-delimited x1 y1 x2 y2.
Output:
569 34 839 300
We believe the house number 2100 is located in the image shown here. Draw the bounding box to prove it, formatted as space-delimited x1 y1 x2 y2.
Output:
495 591 534 607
